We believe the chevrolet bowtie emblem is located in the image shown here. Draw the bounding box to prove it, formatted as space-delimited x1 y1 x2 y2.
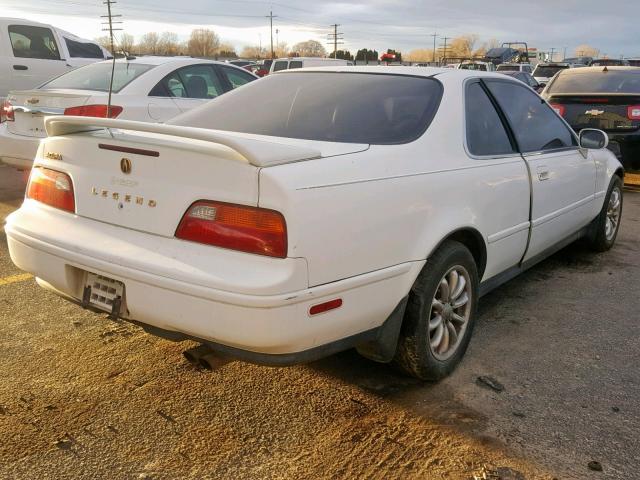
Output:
585 109 605 116
26 97 40 105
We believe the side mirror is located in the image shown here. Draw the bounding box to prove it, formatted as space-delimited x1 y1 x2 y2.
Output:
579 128 609 149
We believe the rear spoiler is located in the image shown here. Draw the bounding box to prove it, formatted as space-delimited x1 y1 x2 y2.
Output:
44 116 322 168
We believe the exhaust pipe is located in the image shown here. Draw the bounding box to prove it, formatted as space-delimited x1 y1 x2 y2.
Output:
199 352 230 371
182 344 212 365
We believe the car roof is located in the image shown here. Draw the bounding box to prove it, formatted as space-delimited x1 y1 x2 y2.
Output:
91 56 230 67
276 65 514 82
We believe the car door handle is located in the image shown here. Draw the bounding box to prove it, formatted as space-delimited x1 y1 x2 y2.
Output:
537 166 550 181
13 64 28 70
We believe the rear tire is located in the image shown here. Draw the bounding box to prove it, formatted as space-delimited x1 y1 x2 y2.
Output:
394 241 479 381
586 176 623 252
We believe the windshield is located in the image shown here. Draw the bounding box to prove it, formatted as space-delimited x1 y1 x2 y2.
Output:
548 71 640 94
533 65 569 78
41 62 154 92
169 72 443 145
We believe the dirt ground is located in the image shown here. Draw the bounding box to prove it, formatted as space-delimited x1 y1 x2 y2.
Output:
1 164 638 480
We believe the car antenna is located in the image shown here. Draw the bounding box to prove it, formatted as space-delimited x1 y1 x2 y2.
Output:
101 0 123 119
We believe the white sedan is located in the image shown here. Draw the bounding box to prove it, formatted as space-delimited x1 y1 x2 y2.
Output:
5 66 623 380
0 56 258 169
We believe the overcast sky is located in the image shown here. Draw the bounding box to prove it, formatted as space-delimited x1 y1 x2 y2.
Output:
3 0 639 58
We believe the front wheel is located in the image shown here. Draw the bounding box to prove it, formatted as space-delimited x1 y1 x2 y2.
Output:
394 241 479 381
586 176 623 252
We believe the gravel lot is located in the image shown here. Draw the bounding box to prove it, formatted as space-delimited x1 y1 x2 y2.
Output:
1 164 638 479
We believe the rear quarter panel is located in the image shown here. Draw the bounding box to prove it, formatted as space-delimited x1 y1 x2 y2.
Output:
258 84 531 287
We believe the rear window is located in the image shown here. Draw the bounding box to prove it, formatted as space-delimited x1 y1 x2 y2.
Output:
459 63 487 71
533 65 569 77
41 62 154 92
64 38 104 58
497 65 519 72
169 72 443 145
547 71 640 94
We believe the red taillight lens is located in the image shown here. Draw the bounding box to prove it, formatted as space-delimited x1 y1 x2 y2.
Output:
550 103 565 117
1 100 14 122
628 105 640 120
27 167 75 213
175 201 287 258
63 104 123 118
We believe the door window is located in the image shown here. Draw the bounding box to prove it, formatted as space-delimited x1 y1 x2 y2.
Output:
485 80 578 153
465 82 515 157
9 25 61 60
218 66 256 89
150 64 224 99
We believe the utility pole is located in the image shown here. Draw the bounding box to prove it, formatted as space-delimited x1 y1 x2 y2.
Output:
101 0 122 118
429 32 438 63
439 36 451 64
549 47 556 62
275 28 279 55
563 46 567 61
327 24 344 59
266 11 277 59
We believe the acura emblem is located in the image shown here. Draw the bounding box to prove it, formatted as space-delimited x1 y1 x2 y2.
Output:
120 158 132 174
585 109 604 116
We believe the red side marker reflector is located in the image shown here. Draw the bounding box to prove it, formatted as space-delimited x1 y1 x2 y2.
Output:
309 298 343 316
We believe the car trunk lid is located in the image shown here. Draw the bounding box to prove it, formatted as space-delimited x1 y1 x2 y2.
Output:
6 89 95 138
40 116 368 238
549 94 640 132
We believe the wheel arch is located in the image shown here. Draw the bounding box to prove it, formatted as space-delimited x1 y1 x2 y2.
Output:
428 227 487 280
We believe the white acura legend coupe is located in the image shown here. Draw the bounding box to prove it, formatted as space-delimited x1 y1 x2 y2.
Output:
4 66 623 380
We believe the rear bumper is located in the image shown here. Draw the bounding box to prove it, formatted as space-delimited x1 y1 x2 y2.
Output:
606 131 640 173
0 124 40 169
5 202 421 359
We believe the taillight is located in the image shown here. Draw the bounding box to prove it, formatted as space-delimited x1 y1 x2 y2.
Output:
27 167 75 213
176 201 287 258
1 100 14 122
550 103 565 117
63 104 123 118
628 105 640 120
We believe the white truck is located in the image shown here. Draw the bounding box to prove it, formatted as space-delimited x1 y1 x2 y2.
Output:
0 17 110 101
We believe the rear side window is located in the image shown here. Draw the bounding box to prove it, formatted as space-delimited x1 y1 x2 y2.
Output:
273 61 288 72
547 71 640 94
42 62 153 92
9 25 61 60
218 66 256 89
289 61 303 69
150 64 225 99
169 72 443 145
485 80 577 153
465 82 515 157
64 38 104 58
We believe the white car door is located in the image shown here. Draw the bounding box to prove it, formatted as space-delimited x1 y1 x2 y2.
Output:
6 24 70 92
484 79 596 261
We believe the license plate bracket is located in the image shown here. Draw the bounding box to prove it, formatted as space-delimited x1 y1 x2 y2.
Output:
82 273 125 319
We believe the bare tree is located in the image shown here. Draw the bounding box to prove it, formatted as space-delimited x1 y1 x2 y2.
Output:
217 42 237 58
406 49 433 62
139 32 160 55
241 45 266 59
158 32 180 56
187 28 220 57
118 33 135 55
574 44 600 58
291 40 326 57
